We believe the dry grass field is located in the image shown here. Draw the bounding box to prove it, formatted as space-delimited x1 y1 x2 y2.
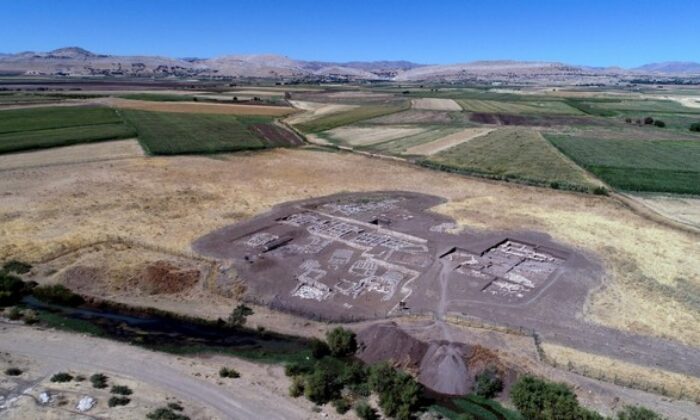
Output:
626 193 700 230
323 125 427 146
405 127 494 155
285 100 358 125
0 147 697 351
411 98 462 111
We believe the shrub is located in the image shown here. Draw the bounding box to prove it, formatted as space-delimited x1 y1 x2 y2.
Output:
326 327 357 357
0 273 28 307
653 120 666 128
304 367 343 404
228 304 253 327
310 338 331 359
219 367 240 378
146 407 190 420
50 372 74 382
593 186 608 196
22 309 38 325
90 373 109 389
616 405 663 420
289 376 305 397
284 362 311 377
510 375 603 420
474 369 503 398
549 181 560 190
4 367 22 376
2 260 32 274
368 362 422 420
332 398 352 414
75 375 86 382
7 306 22 320
644 116 654 125
167 402 184 411
111 385 133 395
32 284 84 306
355 401 379 420
690 122 700 132
108 396 130 407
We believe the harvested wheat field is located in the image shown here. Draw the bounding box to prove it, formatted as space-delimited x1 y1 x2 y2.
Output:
626 193 700 230
0 148 698 349
405 127 494 155
411 98 463 111
285 100 358 125
103 97 294 116
0 139 144 171
323 125 427 146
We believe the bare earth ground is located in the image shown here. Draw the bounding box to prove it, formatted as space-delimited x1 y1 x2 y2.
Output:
0 323 342 420
624 193 700 231
0 147 699 411
98 97 295 116
0 139 144 172
411 98 463 111
405 127 494 155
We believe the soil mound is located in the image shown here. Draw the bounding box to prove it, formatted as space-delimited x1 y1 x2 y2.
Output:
135 261 200 294
419 341 472 395
356 322 429 372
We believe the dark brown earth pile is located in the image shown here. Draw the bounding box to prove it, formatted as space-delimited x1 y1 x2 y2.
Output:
469 112 605 127
357 322 513 395
356 322 429 373
134 261 200 294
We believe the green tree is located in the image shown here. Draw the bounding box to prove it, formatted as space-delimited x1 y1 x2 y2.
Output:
325 327 357 357
510 375 603 420
228 304 253 327
474 368 503 398
304 367 342 404
368 363 422 420
690 122 700 132
0 273 27 307
355 401 379 420
310 338 330 359
653 120 666 128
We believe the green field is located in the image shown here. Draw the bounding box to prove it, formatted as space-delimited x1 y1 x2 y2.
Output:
0 106 136 154
457 99 581 115
423 128 599 191
294 102 410 133
567 98 700 117
121 110 270 155
366 126 464 154
118 93 197 102
431 395 523 420
546 135 700 194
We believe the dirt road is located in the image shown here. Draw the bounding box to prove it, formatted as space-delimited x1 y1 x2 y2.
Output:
0 323 313 420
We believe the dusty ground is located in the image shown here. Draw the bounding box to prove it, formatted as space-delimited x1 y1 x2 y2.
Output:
411 98 462 111
405 127 494 155
0 140 144 172
625 193 700 231
0 323 343 419
99 97 295 116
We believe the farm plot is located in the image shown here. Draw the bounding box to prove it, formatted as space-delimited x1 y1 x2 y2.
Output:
322 125 427 147
0 106 136 154
108 97 294 116
546 135 700 194
411 98 462 111
285 101 358 125
570 98 700 116
292 101 410 133
458 99 582 115
366 109 457 125
405 127 494 156
425 128 600 190
365 126 465 155
121 110 269 155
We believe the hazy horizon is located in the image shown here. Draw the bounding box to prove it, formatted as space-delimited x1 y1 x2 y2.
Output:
3 0 699 68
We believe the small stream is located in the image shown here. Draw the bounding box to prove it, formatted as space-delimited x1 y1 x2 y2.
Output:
23 296 309 361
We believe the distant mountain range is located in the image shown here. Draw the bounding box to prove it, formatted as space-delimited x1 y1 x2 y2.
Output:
1 47 699 83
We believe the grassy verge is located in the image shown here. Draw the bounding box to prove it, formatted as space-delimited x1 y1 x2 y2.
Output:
120 109 270 155
546 134 700 194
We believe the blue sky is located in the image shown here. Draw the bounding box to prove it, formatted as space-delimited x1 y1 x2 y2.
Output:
2 0 698 67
